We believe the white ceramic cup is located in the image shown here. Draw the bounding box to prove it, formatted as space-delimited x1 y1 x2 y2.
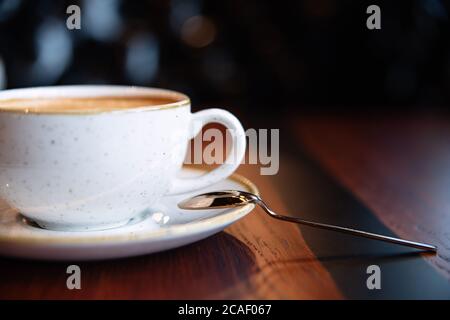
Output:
0 85 246 231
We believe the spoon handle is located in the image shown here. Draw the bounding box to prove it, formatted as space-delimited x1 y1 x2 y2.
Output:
258 202 437 252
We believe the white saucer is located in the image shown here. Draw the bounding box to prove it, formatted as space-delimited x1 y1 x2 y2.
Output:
0 168 258 261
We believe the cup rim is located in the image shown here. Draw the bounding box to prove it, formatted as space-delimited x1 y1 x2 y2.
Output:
0 85 190 115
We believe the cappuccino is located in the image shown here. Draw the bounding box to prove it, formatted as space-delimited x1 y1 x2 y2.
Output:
0 96 181 113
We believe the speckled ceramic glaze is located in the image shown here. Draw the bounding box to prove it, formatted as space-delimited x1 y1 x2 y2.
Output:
0 86 246 231
0 168 258 261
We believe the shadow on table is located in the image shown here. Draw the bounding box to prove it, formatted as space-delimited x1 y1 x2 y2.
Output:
270 131 450 299
260 250 433 267
0 232 257 299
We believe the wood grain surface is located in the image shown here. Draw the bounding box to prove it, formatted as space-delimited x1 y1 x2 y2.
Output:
0 162 341 299
293 114 450 281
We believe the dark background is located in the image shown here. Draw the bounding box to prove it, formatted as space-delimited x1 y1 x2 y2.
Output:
0 0 449 124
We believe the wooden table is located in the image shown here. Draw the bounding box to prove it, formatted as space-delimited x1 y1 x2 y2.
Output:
1 114 450 299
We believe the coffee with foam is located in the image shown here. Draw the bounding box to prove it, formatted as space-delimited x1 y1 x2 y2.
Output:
0 96 181 113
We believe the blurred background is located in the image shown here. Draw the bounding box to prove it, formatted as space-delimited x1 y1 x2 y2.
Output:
0 0 449 126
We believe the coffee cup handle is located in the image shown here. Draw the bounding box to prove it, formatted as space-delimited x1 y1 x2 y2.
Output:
168 108 246 195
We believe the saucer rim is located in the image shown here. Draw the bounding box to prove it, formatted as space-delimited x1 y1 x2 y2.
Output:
0 170 258 245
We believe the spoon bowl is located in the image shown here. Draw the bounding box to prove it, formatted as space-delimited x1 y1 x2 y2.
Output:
178 190 259 210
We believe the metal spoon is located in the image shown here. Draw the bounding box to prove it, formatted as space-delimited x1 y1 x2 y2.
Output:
178 190 437 252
